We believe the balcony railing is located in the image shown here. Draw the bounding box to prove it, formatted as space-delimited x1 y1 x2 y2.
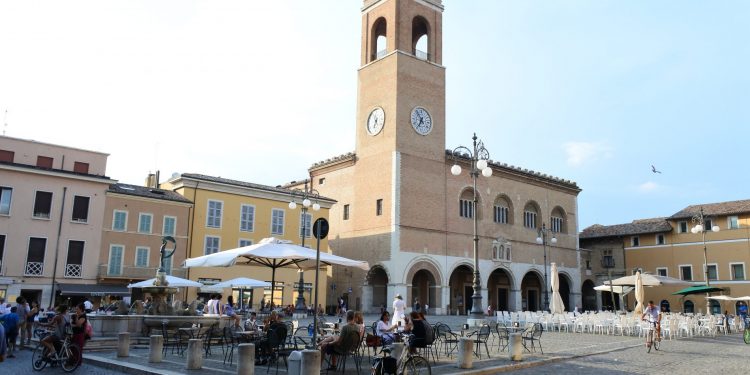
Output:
601 256 615 269
64 263 82 278
25 262 44 276
415 49 430 61
98 264 187 279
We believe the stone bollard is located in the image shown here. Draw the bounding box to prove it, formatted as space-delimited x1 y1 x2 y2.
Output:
237 343 255 375
117 332 130 357
300 349 321 375
509 332 523 361
457 337 474 369
149 335 164 363
186 338 203 370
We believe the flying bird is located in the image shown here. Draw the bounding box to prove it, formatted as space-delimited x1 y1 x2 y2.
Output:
651 165 662 174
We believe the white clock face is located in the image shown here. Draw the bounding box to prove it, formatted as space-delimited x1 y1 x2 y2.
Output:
367 107 385 135
410 106 432 135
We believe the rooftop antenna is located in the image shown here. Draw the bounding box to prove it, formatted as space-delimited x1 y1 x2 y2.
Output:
2 109 7 136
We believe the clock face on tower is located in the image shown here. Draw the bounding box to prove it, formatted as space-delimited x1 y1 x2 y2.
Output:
410 106 432 135
366 107 385 135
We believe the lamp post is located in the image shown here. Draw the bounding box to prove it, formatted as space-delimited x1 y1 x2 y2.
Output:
288 180 320 314
450 133 493 321
691 206 720 315
536 223 557 312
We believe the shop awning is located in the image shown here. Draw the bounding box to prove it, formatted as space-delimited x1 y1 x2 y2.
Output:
672 285 724 296
57 283 130 297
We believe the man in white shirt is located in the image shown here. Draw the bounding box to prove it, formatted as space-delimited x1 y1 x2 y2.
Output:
83 298 94 313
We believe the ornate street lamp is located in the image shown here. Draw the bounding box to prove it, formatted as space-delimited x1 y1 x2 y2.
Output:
691 206 719 315
536 223 557 312
450 133 493 321
288 180 320 314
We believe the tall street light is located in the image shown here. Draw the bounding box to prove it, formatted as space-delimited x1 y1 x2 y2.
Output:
691 206 719 315
536 223 557 312
288 180 320 315
451 133 493 322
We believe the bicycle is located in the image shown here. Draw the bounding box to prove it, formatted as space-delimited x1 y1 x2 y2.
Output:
642 318 660 353
31 330 81 372
372 334 431 375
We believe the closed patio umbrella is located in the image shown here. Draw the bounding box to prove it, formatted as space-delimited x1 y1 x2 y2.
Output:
634 271 644 315
550 263 565 314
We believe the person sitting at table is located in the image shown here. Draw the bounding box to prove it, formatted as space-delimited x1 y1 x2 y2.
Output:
404 311 433 353
354 311 365 340
318 310 359 370
376 311 398 345
255 311 285 365
245 312 259 331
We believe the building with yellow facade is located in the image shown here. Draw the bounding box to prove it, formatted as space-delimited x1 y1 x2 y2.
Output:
164 173 335 310
581 199 750 315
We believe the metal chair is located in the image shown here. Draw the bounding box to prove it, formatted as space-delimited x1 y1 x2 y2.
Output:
522 323 544 354
468 324 491 359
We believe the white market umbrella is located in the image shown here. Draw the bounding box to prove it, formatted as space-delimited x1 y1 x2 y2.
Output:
184 237 369 304
210 277 271 289
594 285 634 295
606 273 688 287
634 271 645 315
127 275 204 288
550 263 565 314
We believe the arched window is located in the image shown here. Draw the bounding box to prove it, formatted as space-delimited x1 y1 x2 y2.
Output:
493 195 512 224
459 189 474 219
683 300 694 314
412 16 430 61
550 206 566 233
523 202 539 229
371 18 387 62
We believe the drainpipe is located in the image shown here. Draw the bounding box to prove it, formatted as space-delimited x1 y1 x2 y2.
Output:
49 186 67 309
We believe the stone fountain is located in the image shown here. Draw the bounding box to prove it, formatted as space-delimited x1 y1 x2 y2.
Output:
89 237 228 339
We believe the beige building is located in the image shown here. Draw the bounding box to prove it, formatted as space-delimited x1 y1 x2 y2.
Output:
165 174 335 310
0 135 113 307
98 182 193 302
304 0 582 315
580 199 750 314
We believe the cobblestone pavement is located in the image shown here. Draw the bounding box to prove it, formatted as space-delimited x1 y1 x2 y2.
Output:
0 346 129 375
509 334 749 374
10 314 745 374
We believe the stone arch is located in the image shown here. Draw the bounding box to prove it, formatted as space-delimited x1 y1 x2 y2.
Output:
520 269 544 311
370 17 387 62
411 16 430 61
581 279 596 311
492 194 514 225
367 265 390 310
487 266 515 312
404 258 444 310
523 200 541 229
448 263 475 315
557 272 573 311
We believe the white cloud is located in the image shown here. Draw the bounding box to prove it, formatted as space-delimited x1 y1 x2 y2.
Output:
563 141 613 167
637 181 660 193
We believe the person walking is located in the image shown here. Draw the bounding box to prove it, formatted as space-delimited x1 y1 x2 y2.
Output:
392 294 406 327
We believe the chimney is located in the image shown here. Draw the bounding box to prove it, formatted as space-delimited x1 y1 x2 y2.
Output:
145 173 155 188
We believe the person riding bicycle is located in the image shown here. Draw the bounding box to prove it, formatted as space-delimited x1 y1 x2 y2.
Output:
641 300 661 343
40 304 70 359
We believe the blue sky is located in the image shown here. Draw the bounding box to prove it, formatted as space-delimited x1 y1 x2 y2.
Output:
1 1 748 229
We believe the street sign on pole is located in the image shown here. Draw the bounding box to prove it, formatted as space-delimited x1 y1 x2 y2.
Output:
313 218 329 239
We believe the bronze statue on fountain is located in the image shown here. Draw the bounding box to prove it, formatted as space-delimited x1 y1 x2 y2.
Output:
141 236 180 316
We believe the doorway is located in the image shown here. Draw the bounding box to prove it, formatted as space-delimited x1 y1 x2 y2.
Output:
496 288 508 312
527 289 538 312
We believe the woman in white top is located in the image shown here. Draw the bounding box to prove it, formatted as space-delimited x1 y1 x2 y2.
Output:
392 294 406 327
377 311 397 344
